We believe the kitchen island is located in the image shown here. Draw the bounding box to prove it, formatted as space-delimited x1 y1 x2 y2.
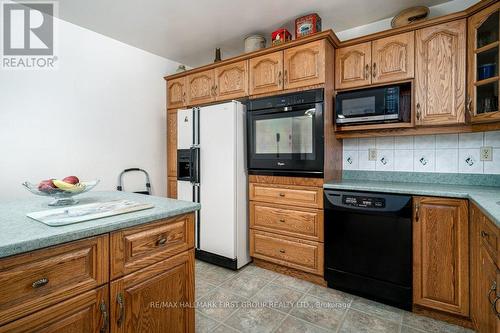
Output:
0 191 199 332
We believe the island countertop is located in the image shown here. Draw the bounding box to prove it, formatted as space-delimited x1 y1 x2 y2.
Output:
324 179 500 227
0 191 200 259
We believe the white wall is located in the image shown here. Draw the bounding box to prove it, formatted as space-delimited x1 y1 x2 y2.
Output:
0 18 181 199
343 132 500 174
336 0 479 41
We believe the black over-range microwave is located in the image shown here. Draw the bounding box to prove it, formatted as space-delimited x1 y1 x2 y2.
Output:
246 89 324 177
335 83 411 125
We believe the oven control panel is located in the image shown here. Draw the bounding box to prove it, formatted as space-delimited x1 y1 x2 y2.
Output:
342 195 386 208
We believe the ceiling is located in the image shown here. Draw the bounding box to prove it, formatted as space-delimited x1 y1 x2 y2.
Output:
54 0 451 68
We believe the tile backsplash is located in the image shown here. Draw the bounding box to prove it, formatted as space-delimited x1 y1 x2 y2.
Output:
343 131 500 174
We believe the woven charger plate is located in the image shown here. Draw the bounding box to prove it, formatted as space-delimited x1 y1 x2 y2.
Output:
391 6 430 28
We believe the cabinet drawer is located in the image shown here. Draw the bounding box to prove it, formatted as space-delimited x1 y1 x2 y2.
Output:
0 235 109 326
250 202 323 241
250 230 323 275
480 214 499 266
249 183 323 208
111 213 195 279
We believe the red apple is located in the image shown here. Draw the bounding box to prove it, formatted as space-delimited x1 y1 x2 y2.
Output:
62 176 79 185
38 179 56 193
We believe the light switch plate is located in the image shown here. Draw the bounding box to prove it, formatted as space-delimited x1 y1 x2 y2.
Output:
480 146 493 161
368 148 377 161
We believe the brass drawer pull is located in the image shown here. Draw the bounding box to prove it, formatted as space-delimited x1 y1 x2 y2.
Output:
279 193 286 197
365 64 369 79
372 63 377 78
117 292 125 327
279 249 286 254
99 300 108 333
481 230 489 239
32 278 49 288
156 237 167 246
279 219 286 223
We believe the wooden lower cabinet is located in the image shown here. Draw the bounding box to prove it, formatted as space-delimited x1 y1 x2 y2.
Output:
248 176 324 279
0 286 109 333
110 250 195 333
413 197 469 316
471 203 500 333
0 213 196 333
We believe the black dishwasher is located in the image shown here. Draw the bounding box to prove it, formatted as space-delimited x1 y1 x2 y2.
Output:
324 189 412 310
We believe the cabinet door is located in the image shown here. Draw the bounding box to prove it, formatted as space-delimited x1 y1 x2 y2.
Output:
413 197 469 316
187 70 215 105
468 2 500 124
284 40 325 89
372 31 414 84
0 286 109 333
335 42 371 89
415 20 466 126
111 250 194 333
249 51 283 95
167 110 177 178
477 246 499 333
167 77 186 109
167 177 177 198
215 60 248 100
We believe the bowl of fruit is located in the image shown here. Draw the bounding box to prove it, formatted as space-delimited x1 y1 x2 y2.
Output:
22 176 99 206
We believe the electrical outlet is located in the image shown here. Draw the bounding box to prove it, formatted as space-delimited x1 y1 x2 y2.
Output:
368 148 377 161
480 146 493 161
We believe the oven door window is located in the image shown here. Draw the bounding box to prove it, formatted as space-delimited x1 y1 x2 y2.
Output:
252 109 316 161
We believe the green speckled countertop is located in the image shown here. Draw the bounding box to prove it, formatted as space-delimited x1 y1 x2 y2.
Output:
0 191 200 259
324 179 500 227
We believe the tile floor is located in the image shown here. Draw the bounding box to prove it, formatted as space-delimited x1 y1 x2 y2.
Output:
194 260 475 333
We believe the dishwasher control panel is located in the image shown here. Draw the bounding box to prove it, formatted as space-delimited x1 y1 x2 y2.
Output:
342 195 386 208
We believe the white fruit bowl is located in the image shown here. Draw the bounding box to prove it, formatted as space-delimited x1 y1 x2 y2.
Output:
22 180 100 206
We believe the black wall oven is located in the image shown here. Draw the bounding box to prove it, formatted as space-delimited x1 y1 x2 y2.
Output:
247 89 324 177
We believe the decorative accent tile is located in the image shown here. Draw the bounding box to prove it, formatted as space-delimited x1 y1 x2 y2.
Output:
414 135 435 149
459 148 483 174
394 150 414 172
343 151 359 170
358 150 376 171
358 138 376 150
376 150 394 172
394 136 413 150
435 149 458 173
459 132 483 148
414 149 435 173
435 134 458 149
376 137 394 149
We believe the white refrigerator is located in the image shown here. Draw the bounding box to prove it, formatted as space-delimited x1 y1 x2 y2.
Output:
176 101 250 270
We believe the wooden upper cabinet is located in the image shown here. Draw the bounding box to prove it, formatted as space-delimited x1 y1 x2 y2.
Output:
335 42 372 89
415 20 466 126
187 70 215 105
214 60 248 100
110 250 194 333
249 51 283 95
167 77 186 109
284 40 326 89
167 110 177 178
372 31 415 84
413 197 469 316
468 2 500 124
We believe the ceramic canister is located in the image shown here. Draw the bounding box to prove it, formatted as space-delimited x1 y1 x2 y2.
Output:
244 35 266 53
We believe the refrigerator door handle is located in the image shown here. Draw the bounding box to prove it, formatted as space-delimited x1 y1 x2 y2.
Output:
189 147 200 184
